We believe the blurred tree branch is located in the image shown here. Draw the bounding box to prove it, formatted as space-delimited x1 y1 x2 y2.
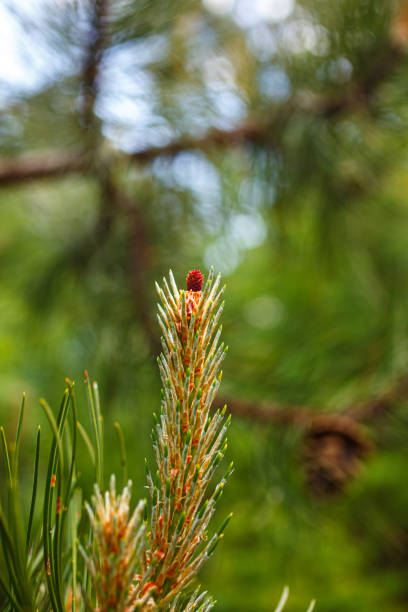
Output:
0 151 90 185
215 395 312 426
216 374 408 428
79 0 110 136
0 39 403 187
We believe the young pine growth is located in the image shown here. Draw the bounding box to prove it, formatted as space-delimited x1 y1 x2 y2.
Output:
80 268 232 611
136 267 233 608
80 476 147 611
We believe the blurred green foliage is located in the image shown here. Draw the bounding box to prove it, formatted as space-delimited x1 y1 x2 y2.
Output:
2 0 408 609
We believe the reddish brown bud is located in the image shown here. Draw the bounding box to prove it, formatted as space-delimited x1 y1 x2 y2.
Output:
186 269 203 292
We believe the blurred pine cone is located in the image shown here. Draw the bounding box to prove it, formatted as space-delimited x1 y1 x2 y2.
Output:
302 415 372 497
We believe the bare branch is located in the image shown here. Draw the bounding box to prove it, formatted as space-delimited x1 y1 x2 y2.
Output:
216 374 408 428
0 151 90 186
129 119 273 163
214 395 312 426
345 374 408 422
79 0 110 132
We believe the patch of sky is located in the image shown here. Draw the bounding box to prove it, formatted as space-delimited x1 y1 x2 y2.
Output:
246 24 278 61
102 117 176 153
106 36 169 70
259 66 291 102
207 91 248 128
234 0 294 28
96 37 174 151
97 69 155 124
96 63 156 150
0 2 76 103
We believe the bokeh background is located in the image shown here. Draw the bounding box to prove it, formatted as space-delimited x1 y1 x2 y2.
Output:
2 0 408 610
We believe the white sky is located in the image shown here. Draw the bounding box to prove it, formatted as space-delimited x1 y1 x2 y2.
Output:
0 3 40 91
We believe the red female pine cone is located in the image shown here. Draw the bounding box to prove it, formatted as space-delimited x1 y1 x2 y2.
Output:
186 269 203 292
177 270 204 336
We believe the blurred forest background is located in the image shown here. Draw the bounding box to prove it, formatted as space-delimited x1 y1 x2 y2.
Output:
2 0 408 610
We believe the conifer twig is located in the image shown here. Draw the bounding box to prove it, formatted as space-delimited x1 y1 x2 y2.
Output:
134 268 233 608
80 269 232 611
